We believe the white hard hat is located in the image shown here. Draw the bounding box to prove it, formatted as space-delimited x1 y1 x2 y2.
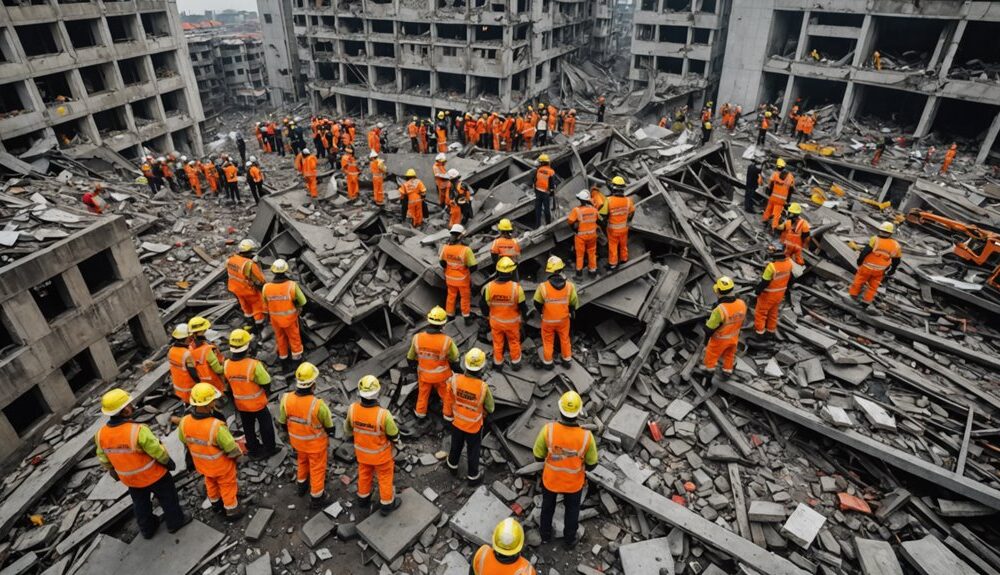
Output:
157 156 166 162
435 153 447 162
246 161 252 167
447 168 460 179
180 155 188 162
576 189 591 201
376 122 384 129
188 160 196 165
249 155 257 162
450 224 465 234
369 150 378 158
302 148 310 154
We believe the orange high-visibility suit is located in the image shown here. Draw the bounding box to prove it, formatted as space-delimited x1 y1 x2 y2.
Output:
180 415 239 510
96 422 169 489
226 253 265 323
342 153 360 200
294 152 304 174
763 171 794 229
367 128 381 154
440 242 476 317
941 147 957 173
168 344 197 403
190 341 226 392
302 154 318 198
547 105 558 131
753 258 793 335
600 195 635 267
476 117 487 146
521 123 536 150
703 298 746 374
184 164 202 196
407 331 457 419
449 181 470 228
370 157 386 206
281 392 331 498
402 177 427 228
563 113 576 136
501 117 514 151
567 204 599 272
483 280 525 366
490 236 521 260
201 161 219 193
262 280 305 360
347 402 398 505
535 279 578 364
780 217 811 265
436 127 448 153
433 160 449 205
418 124 428 153
849 235 901 304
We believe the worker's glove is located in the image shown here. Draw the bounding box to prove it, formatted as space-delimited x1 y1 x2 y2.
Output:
165 458 177 472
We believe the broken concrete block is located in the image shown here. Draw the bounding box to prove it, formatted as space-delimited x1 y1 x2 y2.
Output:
853 396 897 431
301 511 337 548
705 444 740 462
438 550 469 575
900 535 978 575
664 399 695 421
357 488 440 560
606 403 650 450
820 405 853 428
618 537 675 575
246 553 272 575
854 537 903 575
450 485 512 547
614 454 654 485
781 503 827 549
244 507 274 542
748 501 786 522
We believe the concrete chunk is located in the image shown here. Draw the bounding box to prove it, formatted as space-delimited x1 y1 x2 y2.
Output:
900 535 977 575
664 399 695 421
450 485 512 547
619 537 675 575
246 553 272 575
853 396 897 431
748 501 786 522
614 454 654 485
357 488 440 560
244 507 274 542
781 503 826 549
606 404 650 450
854 538 903 575
301 511 336 547
820 405 853 428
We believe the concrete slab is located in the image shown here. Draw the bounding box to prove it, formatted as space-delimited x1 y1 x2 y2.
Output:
357 488 440 561
619 536 675 575
117 519 224 575
301 511 337 548
854 537 903 575
450 485 512 547
246 553 272 575
780 503 826 549
853 396 897 431
901 535 977 575
665 399 695 421
614 453 655 485
748 501 787 522
606 403 650 449
244 507 274 541
820 405 853 428
438 550 470 575
71 535 130 575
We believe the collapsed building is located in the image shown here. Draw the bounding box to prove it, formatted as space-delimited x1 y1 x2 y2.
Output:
0 0 205 159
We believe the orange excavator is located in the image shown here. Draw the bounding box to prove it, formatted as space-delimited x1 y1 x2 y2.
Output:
906 209 1000 290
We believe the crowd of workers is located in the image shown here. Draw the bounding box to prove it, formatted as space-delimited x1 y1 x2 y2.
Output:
138 151 267 206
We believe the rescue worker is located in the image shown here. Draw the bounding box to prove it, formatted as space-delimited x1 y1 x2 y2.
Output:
533 391 598 549
872 136 888 167
448 168 471 228
796 112 815 144
346 376 402 515
521 116 535 151
563 109 576 136
141 157 159 193
757 111 771 145
702 120 713 144
262 259 307 371
96 389 187 538
753 242 794 341
872 50 882 71
471 519 536 575
567 190 599 275
247 159 264 204
278 362 335 507
534 154 559 228
940 143 957 174
848 222 902 309
187 316 226 393
440 224 477 321
408 116 419 152
81 184 106 214
763 158 795 231
596 95 606 122
433 153 450 207
534 256 579 369
179 383 244 521
599 176 635 270
490 219 521 263
184 160 202 197
167 324 198 404
744 158 763 213
370 150 386 207
160 157 179 193
342 147 361 201
779 203 810 265
201 157 219 194
224 329 276 458
481 257 527 371
227 239 266 336
402 168 428 228
787 102 800 136
236 132 247 166
223 160 240 204
367 122 383 154
702 276 746 381
302 148 318 199
407 306 459 423
446 348 495 486
436 114 448 153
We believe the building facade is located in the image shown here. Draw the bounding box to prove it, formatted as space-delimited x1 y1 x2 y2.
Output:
717 0 1000 164
257 0 302 107
187 34 226 118
0 0 205 159
217 35 268 108
288 0 593 119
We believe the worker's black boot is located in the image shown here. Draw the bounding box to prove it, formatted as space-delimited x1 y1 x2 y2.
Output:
560 357 572 368
296 481 308 497
225 505 245 522
211 500 225 515
467 473 483 487
493 362 504 373
310 493 330 509
356 495 372 514
379 498 401 516
511 361 522 372
543 362 555 371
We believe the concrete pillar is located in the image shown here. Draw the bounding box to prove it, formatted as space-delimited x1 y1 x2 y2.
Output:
779 74 795 119
793 11 810 61
835 81 856 136
976 110 1000 165
927 23 949 71
852 14 873 68
37 370 75 414
914 95 940 138
937 19 967 81
0 415 18 462
87 339 120 382
2 292 49 343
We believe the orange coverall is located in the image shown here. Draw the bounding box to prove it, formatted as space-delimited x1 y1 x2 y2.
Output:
568 204 599 272
763 171 794 230
703 298 746 374
483 280 524 366
440 242 475 317
753 258 793 335
601 195 635 267
849 236 901 303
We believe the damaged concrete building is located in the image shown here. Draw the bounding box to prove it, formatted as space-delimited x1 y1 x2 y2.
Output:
257 0 304 107
718 0 1000 164
0 0 205 158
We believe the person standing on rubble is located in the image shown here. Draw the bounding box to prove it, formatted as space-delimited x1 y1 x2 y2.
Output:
347 376 402 516
536 112 549 147
599 176 635 270
482 257 527 371
159 157 179 193
274 121 286 157
167 324 198 404
568 190 599 276
702 120 713 144
763 158 795 232
247 159 265 204
472 519 536 575
236 132 247 167
183 160 202 197
440 224 477 321
407 306 459 425
141 156 159 193
779 203 810 265
744 158 763 213
872 50 882 71
446 348 494 486
263 259 306 372
796 112 815 144
448 169 472 228
752 241 795 343
702 276 746 381
179 384 244 521
408 116 420 152
82 184 106 214
369 150 386 208
520 116 536 151
436 112 449 153
367 122 383 155
940 143 957 174
201 157 219 195
535 256 579 369
848 221 902 310
428 117 439 153
342 147 361 202
401 168 428 228
872 136 888 166
96 389 188 539
187 316 227 394
533 154 559 228
534 391 598 549
224 329 277 459
490 219 522 265
434 153 450 207
278 363 335 508
227 239 266 337
563 109 577 137
757 111 772 146
222 160 240 204
596 95 607 123
300 148 319 200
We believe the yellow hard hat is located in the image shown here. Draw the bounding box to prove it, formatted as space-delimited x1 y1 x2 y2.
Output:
229 328 252 352
878 221 895 234
427 306 448 326
188 316 211 333
776 158 786 169
295 362 320 387
537 154 550 163
765 111 773 117
271 259 289 274
405 168 417 177
492 518 525 556
190 383 222 407
713 276 735 294
496 256 517 273
787 202 802 215
497 218 513 232
704 122 712 129
545 255 565 273
238 238 257 253
101 388 132 416
358 375 381 399
558 390 583 418
437 111 445 119
464 347 487 372
171 323 190 340
610 175 626 187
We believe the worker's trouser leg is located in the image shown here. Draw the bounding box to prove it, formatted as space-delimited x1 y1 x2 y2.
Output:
743 185 757 212
239 408 276 455
373 177 384 205
408 201 423 227
305 176 318 198
608 229 628 267
236 292 265 323
347 176 359 200
574 235 597 271
753 291 785 335
438 141 448 153
190 179 201 196
410 138 418 152
358 460 395 504
272 321 304 360
849 267 884 303
534 190 552 228
761 197 785 230
449 204 463 227
541 318 572 364
540 486 582 543
445 280 471 317
703 337 738 373
415 376 453 419
490 319 522 366
296 449 327 498
784 244 804 265
204 467 239 510
446 426 482 481
129 473 185 537
523 136 533 150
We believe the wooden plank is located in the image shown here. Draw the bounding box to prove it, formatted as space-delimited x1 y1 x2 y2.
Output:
716 380 1000 510
956 407 974 476
588 466 808 575
728 463 752 540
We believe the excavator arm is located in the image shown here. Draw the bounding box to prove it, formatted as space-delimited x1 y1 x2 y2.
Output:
906 209 1000 291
